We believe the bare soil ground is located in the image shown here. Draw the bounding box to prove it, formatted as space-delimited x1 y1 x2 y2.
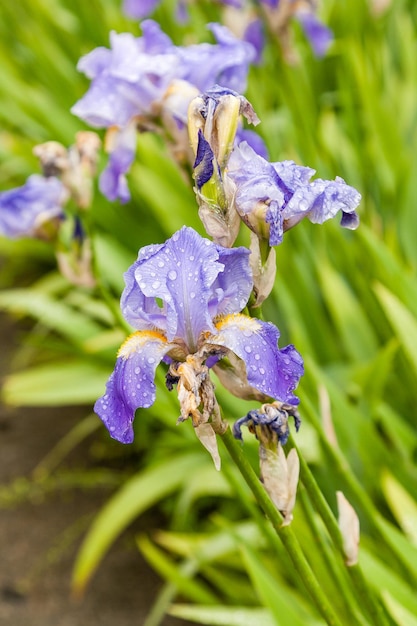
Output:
0 314 188 626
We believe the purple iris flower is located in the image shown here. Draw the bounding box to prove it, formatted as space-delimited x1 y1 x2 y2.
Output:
123 0 189 22
122 0 160 19
72 20 255 202
296 10 333 58
0 175 66 239
72 20 255 129
99 123 137 204
227 142 361 245
95 226 303 443
235 127 269 160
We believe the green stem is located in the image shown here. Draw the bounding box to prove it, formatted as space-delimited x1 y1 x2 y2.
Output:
288 434 392 626
220 427 343 626
301 394 417 587
298 489 366 626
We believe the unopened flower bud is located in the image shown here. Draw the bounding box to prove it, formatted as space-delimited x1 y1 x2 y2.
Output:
337 491 360 566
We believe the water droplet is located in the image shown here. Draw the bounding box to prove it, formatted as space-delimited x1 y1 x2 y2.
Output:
152 280 160 289
172 231 180 241
148 356 155 364
190 292 196 299
251 365 257 372
259 368 265 375
243 330 252 338
158 261 165 268
189 255 194 261
136 273 142 281
244 345 252 353
254 353 260 360
168 270 177 280
109 425 115 432
134 367 141 375
140 282 146 289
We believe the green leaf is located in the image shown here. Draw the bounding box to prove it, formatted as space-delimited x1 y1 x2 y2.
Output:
382 592 417 626
319 263 378 362
381 472 417 546
72 452 203 593
169 604 276 626
137 535 218 605
374 283 417 380
2 361 109 406
240 543 321 626
360 547 417 617
0 289 102 344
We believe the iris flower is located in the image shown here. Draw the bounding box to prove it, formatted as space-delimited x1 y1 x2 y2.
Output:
72 20 256 202
0 175 66 240
227 141 361 246
95 226 303 444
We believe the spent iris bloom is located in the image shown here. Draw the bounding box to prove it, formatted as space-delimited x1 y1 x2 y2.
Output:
95 226 303 444
233 401 301 523
227 141 361 246
0 174 67 240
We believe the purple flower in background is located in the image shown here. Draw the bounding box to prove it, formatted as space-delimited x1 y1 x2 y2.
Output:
235 127 269 160
227 142 361 246
72 20 255 129
123 0 189 22
72 20 256 201
122 0 160 19
0 175 67 239
95 226 303 443
296 10 333 58
99 122 137 204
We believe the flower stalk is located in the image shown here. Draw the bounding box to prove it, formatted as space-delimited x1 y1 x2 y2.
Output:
220 426 344 626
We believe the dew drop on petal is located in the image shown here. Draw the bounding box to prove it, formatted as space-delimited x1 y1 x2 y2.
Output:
158 261 165 268
152 281 160 289
168 270 177 280
244 345 252 353
190 292 196 299
134 367 141 375
254 353 260 360
243 330 252 338
259 368 265 375
148 357 155 364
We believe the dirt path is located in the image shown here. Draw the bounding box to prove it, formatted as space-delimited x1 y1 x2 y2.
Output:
0 314 188 626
